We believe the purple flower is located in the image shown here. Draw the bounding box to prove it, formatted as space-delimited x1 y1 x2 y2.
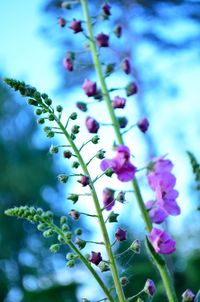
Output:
115 227 127 241
100 145 136 182
79 175 90 187
148 227 176 254
96 33 109 47
146 200 168 224
182 289 195 302
137 117 149 133
69 19 83 33
122 58 131 74
58 17 66 28
114 25 122 38
144 279 156 297
89 251 102 265
126 82 138 96
69 209 80 220
102 3 111 16
63 57 73 72
85 116 99 133
112 96 126 109
82 79 97 97
103 188 115 210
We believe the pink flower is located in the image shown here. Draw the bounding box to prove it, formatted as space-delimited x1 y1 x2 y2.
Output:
137 117 149 133
144 279 156 296
58 17 66 28
146 200 168 224
122 58 131 74
148 227 176 254
69 19 83 33
115 227 127 241
96 33 109 47
103 188 115 210
89 251 102 265
82 79 97 97
63 57 73 71
112 96 126 109
100 145 136 182
85 116 99 133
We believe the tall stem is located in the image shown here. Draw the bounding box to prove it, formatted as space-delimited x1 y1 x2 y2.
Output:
49 222 115 302
80 1 178 301
55 117 126 302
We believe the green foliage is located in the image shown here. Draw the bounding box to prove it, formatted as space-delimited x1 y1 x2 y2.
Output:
0 82 77 302
187 151 200 191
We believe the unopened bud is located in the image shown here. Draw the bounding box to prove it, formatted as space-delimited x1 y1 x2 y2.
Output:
69 209 80 220
182 289 195 302
68 194 79 203
49 145 59 154
70 112 77 120
105 167 114 177
144 279 156 297
75 237 86 250
96 149 106 159
98 261 110 272
63 150 72 159
120 276 129 286
79 175 90 187
71 125 80 134
76 101 88 112
66 260 75 267
130 239 141 254
91 135 100 144
57 174 68 183
50 244 60 253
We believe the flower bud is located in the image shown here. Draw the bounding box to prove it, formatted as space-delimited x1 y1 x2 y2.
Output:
78 175 90 187
89 251 102 265
75 237 86 250
50 244 60 253
68 194 79 203
82 299 90 302
65 231 72 240
61 2 71 9
104 63 115 76
112 96 126 109
48 113 55 121
98 261 110 272
116 191 125 203
86 116 100 133
122 58 131 75
103 188 115 210
137 117 149 133
105 167 114 177
34 108 42 115
43 229 54 238
49 145 59 154
117 117 128 128
58 17 66 27
108 211 119 223
114 24 122 38
70 112 77 120
71 125 80 134
91 135 100 144
96 33 109 47
57 174 68 183
130 239 141 254
115 227 127 241
66 253 75 260
96 149 106 159
60 216 68 225
126 82 138 96
27 98 38 106
61 224 69 232
66 260 75 267
37 118 45 124
82 79 97 97
63 57 73 72
102 3 111 17
46 131 54 138
144 279 156 297
44 98 52 106
76 101 88 112
69 19 83 33
75 228 82 235
69 209 80 220
63 150 72 159
120 276 129 286
72 161 80 169
182 289 195 302
56 105 63 112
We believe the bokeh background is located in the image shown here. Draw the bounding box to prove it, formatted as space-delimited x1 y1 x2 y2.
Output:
0 0 200 301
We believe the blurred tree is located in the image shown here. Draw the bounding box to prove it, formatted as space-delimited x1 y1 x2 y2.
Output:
0 82 78 302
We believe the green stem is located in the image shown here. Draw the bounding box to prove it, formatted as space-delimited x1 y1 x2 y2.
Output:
49 222 114 302
81 1 178 301
54 117 126 302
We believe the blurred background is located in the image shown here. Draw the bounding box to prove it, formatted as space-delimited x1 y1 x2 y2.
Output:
0 0 200 301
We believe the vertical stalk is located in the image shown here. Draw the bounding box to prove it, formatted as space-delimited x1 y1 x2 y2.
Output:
55 118 126 302
80 1 178 301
